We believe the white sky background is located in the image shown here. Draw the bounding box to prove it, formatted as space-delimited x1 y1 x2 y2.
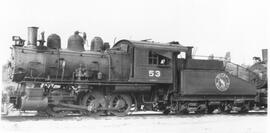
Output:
0 0 269 66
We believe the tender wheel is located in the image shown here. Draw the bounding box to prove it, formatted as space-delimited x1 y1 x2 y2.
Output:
81 91 106 116
195 104 207 114
238 104 250 113
220 105 231 114
207 106 215 114
177 104 189 114
163 109 170 115
220 106 231 114
109 94 132 116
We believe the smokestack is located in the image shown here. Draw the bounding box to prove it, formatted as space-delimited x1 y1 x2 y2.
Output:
262 49 267 62
27 27 38 46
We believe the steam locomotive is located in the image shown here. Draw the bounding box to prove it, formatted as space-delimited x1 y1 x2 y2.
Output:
6 27 267 117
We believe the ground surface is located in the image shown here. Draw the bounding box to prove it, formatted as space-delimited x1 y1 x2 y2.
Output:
0 112 268 133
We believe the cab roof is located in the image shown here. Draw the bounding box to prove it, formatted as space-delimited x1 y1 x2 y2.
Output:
113 39 188 52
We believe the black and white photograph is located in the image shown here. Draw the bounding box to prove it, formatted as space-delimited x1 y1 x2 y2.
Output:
0 0 268 133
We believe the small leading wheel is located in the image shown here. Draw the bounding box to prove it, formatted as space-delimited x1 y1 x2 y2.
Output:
81 91 106 116
109 94 132 116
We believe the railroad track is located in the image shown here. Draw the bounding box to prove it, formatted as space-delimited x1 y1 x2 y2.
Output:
1 110 267 122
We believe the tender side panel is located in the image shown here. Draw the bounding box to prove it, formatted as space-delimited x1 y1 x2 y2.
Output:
180 70 256 96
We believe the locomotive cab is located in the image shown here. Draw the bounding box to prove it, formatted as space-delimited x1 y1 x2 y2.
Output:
111 40 188 83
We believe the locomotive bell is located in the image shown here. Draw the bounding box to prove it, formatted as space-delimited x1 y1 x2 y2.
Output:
67 31 85 52
27 27 38 46
47 34 61 49
91 36 104 52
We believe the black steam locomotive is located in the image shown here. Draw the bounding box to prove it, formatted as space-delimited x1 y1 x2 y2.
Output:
6 27 267 117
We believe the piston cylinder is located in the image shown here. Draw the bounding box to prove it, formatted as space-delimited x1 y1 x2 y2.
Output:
20 88 48 110
20 96 48 110
27 27 38 46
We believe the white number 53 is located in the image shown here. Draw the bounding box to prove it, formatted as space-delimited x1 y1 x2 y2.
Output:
149 70 161 77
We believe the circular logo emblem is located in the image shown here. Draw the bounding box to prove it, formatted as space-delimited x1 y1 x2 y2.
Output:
215 73 230 92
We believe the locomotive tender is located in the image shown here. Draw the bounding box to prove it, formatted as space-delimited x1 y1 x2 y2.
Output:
7 27 265 116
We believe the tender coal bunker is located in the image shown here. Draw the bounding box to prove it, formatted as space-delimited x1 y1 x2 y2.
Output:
184 59 224 70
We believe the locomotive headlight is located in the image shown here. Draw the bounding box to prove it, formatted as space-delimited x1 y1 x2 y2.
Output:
12 36 21 41
12 36 25 46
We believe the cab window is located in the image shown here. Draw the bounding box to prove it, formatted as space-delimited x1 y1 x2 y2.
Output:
148 51 171 66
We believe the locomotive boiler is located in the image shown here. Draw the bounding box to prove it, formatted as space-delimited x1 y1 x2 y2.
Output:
6 27 266 117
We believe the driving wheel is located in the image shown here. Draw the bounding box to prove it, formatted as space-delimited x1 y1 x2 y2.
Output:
109 94 132 116
81 91 106 116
